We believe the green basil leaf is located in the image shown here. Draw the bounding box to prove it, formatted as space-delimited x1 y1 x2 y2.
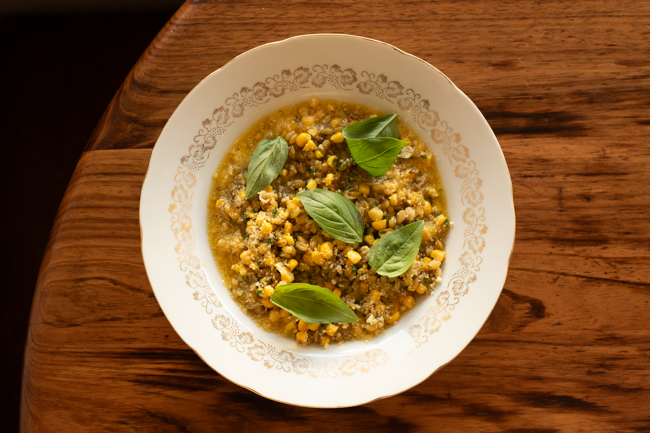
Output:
271 283 358 324
245 136 288 199
297 188 364 243
342 113 400 140
347 137 407 177
368 220 424 277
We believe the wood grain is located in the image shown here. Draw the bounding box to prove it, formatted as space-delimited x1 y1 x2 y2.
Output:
23 0 650 431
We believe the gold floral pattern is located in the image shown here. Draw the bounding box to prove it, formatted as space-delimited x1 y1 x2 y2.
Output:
168 63 487 377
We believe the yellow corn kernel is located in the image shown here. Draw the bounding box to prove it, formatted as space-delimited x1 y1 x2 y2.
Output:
264 255 275 266
287 259 298 270
281 169 288 176
389 194 398 206
346 250 362 264
330 118 341 128
360 184 370 196
311 250 325 265
308 323 320 331
284 222 293 234
432 250 446 262
302 115 315 126
372 219 387 230
428 260 441 271
370 290 381 303
307 179 317 189
423 201 432 216
364 234 375 245
376 303 386 313
324 173 334 186
296 236 309 251
385 312 400 324
321 336 331 346
298 320 309 332
232 264 247 276
296 132 311 147
280 269 294 283
285 321 297 331
403 296 415 309
304 140 316 151
215 198 226 209
302 252 314 266
368 207 384 222
263 186 273 193
276 237 287 247
333 288 342 297
269 310 281 322
260 221 273 235
325 324 339 336
263 286 274 298
295 214 308 225
331 132 344 143
282 246 296 256
261 298 274 309
315 150 324 159
283 235 295 246
296 331 309 344
388 217 396 228
280 309 291 319
319 242 334 259
238 190 246 199
378 228 393 237
416 284 427 294
436 214 446 226
239 250 252 265
327 155 338 167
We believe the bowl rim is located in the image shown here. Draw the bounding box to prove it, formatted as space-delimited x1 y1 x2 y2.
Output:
139 33 516 407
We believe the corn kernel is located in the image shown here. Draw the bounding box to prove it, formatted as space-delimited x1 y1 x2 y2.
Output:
264 255 275 266
276 238 287 247
280 269 294 283
283 235 295 246
389 194 399 206
308 323 320 331
285 321 297 331
263 286 274 297
368 207 384 222
324 173 334 186
302 252 314 266
284 222 293 234
423 201 432 216
311 250 325 265
376 303 386 313
296 331 309 344
333 288 342 297
428 260 441 271
325 324 339 336
416 284 427 294
296 133 311 147
327 155 338 167
302 116 315 126
261 298 274 309
298 320 309 332
321 336 331 346
238 190 246 199
304 140 316 151
319 242 334 259
385 312 400 324
215 198 226 209
287 259 298 270
331 132 344 143
432 250 446 262
269 310 281 322
260 221 273 235
436 215 446 226
280 309 290 318
315 150 324 159
307 179 317 189
360 184 370 196
364 234 375 245
281 169 288 176
403 296 415 309
370 290 381 303
346 250 362 264
372 219 387 230
378 228 393 237
330 118 341 127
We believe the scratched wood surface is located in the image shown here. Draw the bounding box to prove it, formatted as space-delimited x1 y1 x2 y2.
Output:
22 0 650 431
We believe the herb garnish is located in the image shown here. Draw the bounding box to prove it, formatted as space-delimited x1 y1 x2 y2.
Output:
297 188 364 243
245 136 288 199
270 283 358 324
367 220 424 277
272 207 278 216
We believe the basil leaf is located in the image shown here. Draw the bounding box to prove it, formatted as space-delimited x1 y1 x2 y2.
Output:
368 220 424 277
271 283 358 324
297 188 364 243
342 113 400 140
245 136 288 199
347 137 407 177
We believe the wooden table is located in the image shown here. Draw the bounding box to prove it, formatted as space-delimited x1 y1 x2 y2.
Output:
22 0 650 431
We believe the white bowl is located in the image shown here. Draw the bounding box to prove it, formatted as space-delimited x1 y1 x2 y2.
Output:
140 34 515 408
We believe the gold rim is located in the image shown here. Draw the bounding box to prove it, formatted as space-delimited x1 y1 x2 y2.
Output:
138 33 516 408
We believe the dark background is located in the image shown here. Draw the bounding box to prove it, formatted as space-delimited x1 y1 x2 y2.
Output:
0 2 181 430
